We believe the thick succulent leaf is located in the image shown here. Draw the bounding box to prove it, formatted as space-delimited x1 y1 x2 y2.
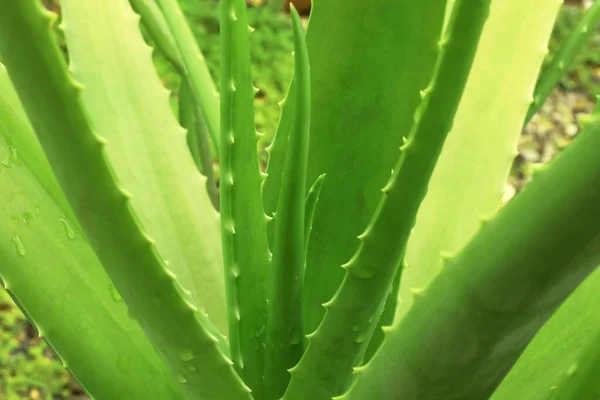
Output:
490 267 600 400
219 0 272 395
302 0 446 336
398 0 562 325
60 0 227 333
525 0 600 124
264 8 311 399
129 0 182 69
544 318 600 400
179 79 219 209
303 173 325 257
263 77 295 247
364 257 403 361
0 65 186 400
284 0 489 397
155 0 221 153
0 2 250 398
130 0 219 171
344 115 600 399
493 103 600 399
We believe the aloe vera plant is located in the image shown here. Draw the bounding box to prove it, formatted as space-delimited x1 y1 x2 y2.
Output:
1 0 600 398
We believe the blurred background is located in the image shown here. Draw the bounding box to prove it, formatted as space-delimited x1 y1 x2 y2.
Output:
1 0 599 398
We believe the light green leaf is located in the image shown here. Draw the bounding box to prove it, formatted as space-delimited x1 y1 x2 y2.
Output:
345 107 600 400
60 0 227 333
491 267 600 400
285 0 487 395
129 0 182 69
525 0 600 124
264 7 311 399
263 77 295 248
0 65 185 400
155 0 221 154
0 1 249 397
219 0 272 395
179 79 219 209
398 0 562 323
303 173 325 257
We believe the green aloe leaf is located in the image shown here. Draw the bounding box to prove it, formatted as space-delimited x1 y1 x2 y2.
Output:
179 79 219 209
129 0 182 70
264 8 311 399
303 173 325 257
491 268 600 400
525 0 600 124
129 0 219 174
398 0 562 324
219 0 272 396
263 77 295 247
344 112 600 399
155 0 221 154
0 65 186 400
302 0 446 337
60 0 227 333
547 324 600 400
285 0 488 396
492 95 600 399
0 1 250 398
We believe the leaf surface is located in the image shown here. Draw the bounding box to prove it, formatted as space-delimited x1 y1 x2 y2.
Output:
302 0 446 337
0 65 185 400
398 0 562 323
60 0 227 332
0 1 250 397
345 109 600 400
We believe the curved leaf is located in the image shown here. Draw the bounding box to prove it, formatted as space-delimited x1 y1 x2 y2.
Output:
60 0 227 333
302 0 446 336
0 65 186 400
0 1 249 398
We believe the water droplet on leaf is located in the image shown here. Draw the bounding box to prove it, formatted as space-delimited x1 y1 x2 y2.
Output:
12 235 26 256
109 283 122 301
180 349 194 361
8 146 21 166
60 217 75 240
21 212 33 226
354 332 368 344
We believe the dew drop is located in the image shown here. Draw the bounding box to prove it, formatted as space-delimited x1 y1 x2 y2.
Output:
290 331 303 345
21 212 33 226
109 283 122 302
60 217 75 240
12 235 26 256
255 325 266 338
188 364 197 372
177 374 187 384
180 349 194 362
352 325 360 332
354 332 368 344
8 146 21 166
